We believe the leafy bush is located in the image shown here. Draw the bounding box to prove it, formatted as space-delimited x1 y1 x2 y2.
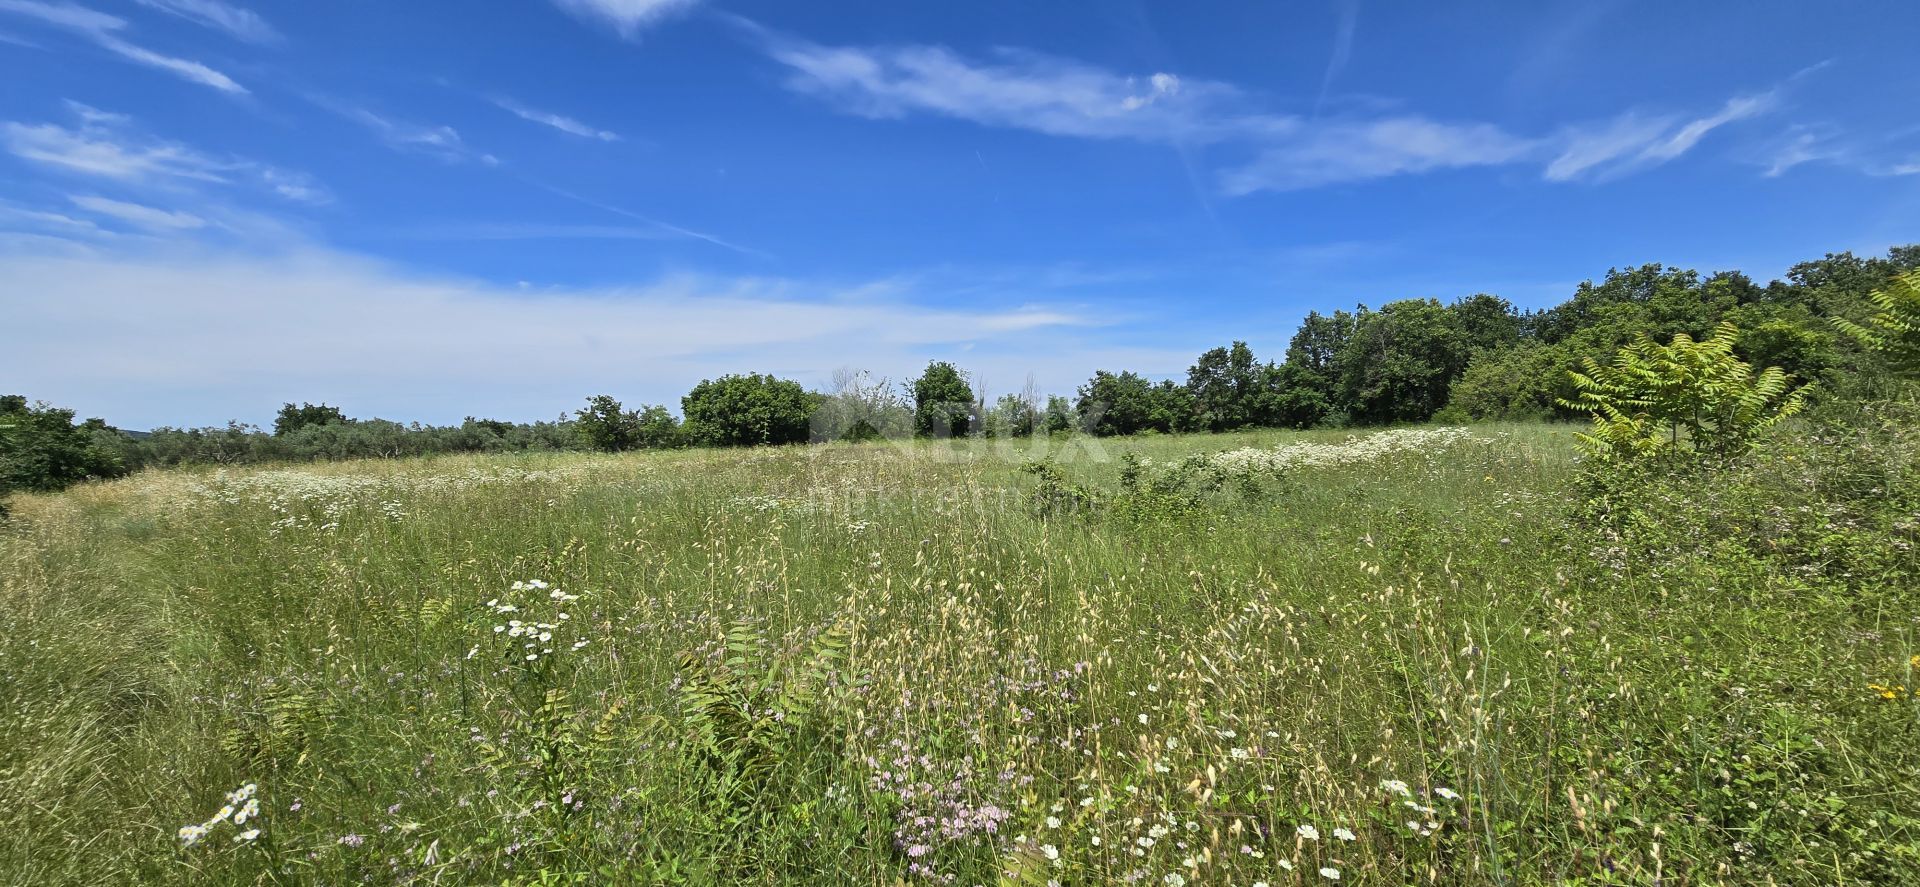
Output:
1560 322 1808 464
682 374 813 447
1837 268 1920 373
0 395 130 500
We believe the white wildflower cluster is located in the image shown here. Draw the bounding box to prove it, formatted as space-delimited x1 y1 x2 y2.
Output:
1381 778 1462 837
177 782 263 847
1207 427 1476 477
186 466 591 534
487 580 588 663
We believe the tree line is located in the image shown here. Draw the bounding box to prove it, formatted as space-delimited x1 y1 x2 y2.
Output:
4 243 1915 498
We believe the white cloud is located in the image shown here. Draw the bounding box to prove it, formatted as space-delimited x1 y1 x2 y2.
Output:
0 0 119 31
1220 117 1539 193
1546 93 1774 182
132 0 277 44
0 0 245 93
93 34 246 93
2 105 324 201
761 34 1279 144
491 97 620 141
2 119 228 182
752 23 1811 194
550 0 697 37
69 194 205 229
0 242 1131 428
341 106 498 165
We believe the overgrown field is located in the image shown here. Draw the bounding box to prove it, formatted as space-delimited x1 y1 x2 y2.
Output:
3 421 1917 885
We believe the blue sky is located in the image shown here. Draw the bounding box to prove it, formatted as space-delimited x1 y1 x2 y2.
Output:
3 0 1917 429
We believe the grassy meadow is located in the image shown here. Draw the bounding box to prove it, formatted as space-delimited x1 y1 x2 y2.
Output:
3 422 1917 885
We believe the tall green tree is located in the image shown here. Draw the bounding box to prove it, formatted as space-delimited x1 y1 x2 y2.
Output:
0 396 130 498
909 361 975 439
1186 341 1261 432
682 374 813 447
574 395 642 452
1336 299 1471 424
273 402 347 436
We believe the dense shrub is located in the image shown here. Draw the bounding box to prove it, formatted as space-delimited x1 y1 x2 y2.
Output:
682 374 813 447
0 395 130 500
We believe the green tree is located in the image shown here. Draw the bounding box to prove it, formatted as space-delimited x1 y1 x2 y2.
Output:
0 396 130 498
1186 342 1260 432
1438 342 1574 422
1450 293 1522 353
273 402 347 436
909 362 975 439
574 395 642 452
1336 299 1471 424
1282 310 1355 418
635 405 684 449
1560 323 1808 463
1076 371 1170 436
983 393 1037 438
1835 269 1920 373
1257 362 1333 429
1042 395 1076 435
682 374 813 447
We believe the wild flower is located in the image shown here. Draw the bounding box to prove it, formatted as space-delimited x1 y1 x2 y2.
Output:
486 581 588 664
1319 866 1341 880
1296 824 1319 841
1381 778 1412 796
1434 787 1461 800
1331 827 1355 842
178 782 263 848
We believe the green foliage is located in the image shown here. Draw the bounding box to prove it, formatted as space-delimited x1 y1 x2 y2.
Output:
1337 298 1473 424
1074 370 1191 436
273 402 348 436
1438 342 1573 423
1836 269 1920 372
682 373 813 447
573 395 641 452
1560 322 1808 463
910 361 975 439
0 395 130 499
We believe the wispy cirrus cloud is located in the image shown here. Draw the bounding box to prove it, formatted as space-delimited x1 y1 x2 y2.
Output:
0 0 246 93
68 193 205 230
1753 124 1920 179
750 22 1810 194
1221 118 1540 193
491 97 620 141
550 0 697 38
755 29 1275 144
132 0 278 44
332 104 500 166
1 102 326 201
1544 92 1776 182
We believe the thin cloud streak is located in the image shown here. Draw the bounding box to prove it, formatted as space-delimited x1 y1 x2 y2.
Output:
132 0 278 44
491 97 620 141
0 0 246 93
746 20 1792 194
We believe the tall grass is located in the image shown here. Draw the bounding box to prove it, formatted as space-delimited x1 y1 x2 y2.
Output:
1 422 1914 884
